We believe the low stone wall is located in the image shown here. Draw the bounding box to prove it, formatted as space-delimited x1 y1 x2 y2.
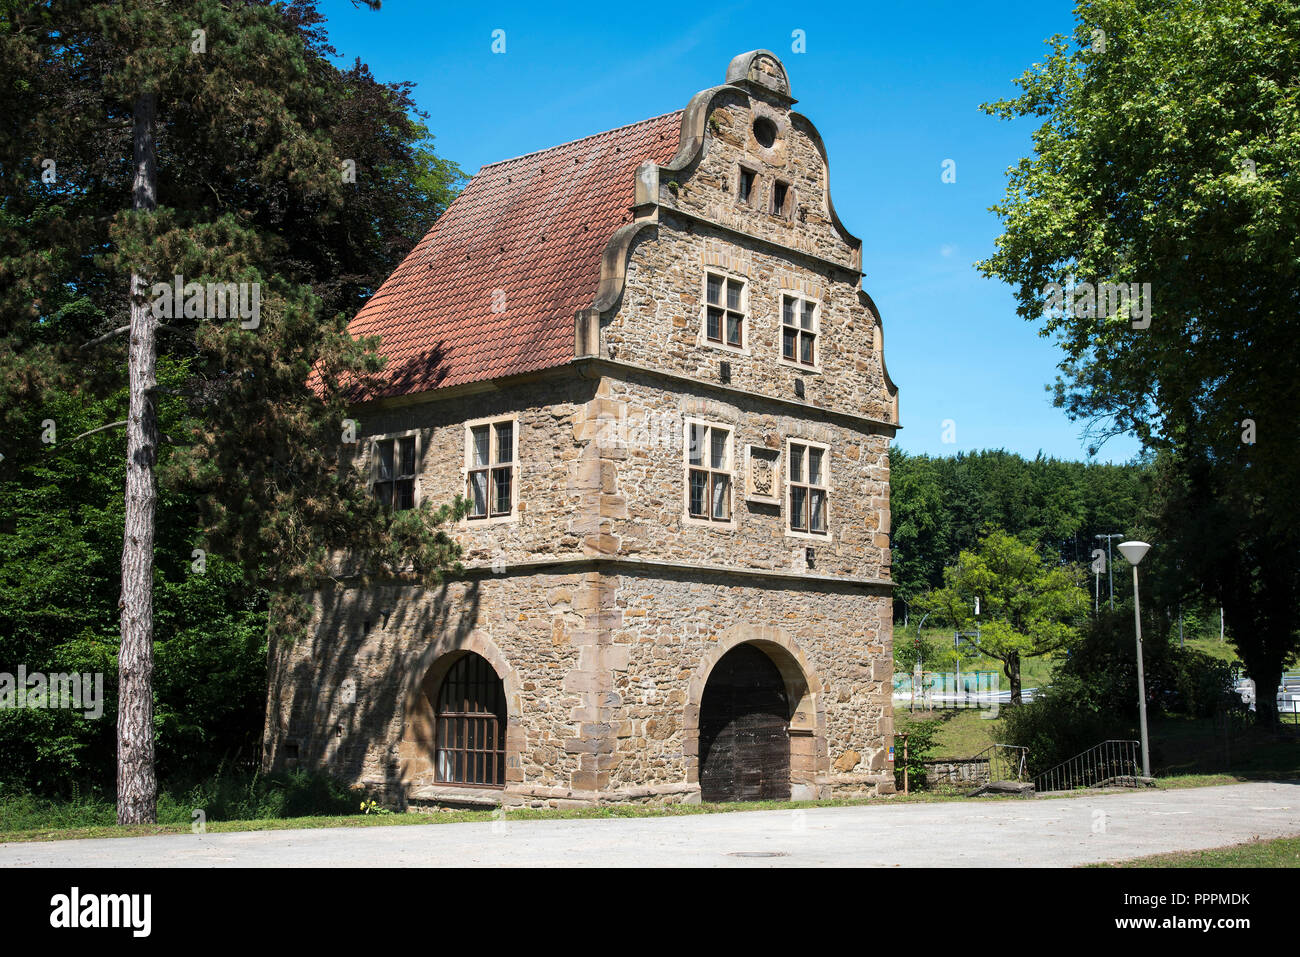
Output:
922 758 990 786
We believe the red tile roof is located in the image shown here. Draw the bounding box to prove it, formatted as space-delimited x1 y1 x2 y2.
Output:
347 111 684 399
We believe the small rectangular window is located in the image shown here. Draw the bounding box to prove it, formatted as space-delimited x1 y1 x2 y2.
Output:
373 435 417 511
788 442 828 535
705 272 745 348
738 167 755 203
467 419 516 519
687 422 732 523
772 179 790 217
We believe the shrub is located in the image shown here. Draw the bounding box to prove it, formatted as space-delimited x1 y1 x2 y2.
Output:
0 766 359 833
1001 608 1236 775
894 718 942 791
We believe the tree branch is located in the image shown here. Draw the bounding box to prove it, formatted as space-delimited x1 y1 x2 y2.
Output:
81 325 131 349
146 385 204 400
72 419 128 442
83 322 194 351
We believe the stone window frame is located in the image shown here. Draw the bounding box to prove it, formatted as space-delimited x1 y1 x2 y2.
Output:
736 163 758 206
698 269 751 357
433 651 507 789
784 436 833 541
778 291 822 373
368 428 422 512
461 413 520 525
769 177 795 220
682 416 737 529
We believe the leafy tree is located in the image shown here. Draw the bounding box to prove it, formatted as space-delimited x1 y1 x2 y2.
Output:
917 529 1089 704
977 0 1300 723
1 0 466 820
889 450 951 612
893 718 941 792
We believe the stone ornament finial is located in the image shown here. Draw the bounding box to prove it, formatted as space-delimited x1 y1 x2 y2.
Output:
724 50 792 99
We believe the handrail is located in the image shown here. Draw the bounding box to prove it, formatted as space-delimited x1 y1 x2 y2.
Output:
1032 739 1141 793
968 743 1028 782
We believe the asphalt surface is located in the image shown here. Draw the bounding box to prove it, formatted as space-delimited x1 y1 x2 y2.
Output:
1 781 1296 867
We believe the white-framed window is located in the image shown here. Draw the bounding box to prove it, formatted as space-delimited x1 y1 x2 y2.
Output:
703 271 747 351
684 419 733 524
465 416 518 521
371 431 419 511
787 439 830 537
780 293 819 368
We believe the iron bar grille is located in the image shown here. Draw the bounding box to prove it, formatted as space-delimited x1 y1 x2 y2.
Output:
435 654 506 788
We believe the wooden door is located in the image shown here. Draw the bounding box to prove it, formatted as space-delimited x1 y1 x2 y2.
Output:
699 644 790 802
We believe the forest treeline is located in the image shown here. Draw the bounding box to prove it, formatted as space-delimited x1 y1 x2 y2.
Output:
890 448 1149 615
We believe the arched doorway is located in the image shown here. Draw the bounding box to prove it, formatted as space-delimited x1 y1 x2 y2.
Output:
699 643 791 802
434 652 507 787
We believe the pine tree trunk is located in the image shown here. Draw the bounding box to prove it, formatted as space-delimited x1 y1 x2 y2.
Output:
117 90 159 826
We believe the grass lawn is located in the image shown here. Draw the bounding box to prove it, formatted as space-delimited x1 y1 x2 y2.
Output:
0 790 1022 844
1089 834 1300 867
895 706 1002 759
1182 635 1241 666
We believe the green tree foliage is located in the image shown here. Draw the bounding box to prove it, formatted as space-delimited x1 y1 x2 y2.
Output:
0 1 465 801
894 718 941 792
0 368 266 795
917 529 1090 704
890 448 1148 609
976 0 1300 723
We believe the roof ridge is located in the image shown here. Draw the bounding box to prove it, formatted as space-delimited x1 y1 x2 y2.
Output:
478 109 683 171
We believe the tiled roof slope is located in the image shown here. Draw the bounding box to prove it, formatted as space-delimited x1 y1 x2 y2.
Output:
348 111 684 399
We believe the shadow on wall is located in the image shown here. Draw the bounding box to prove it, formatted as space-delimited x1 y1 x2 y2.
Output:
265 575 483 805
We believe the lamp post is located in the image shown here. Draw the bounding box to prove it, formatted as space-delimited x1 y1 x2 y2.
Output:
1118 540 1152 780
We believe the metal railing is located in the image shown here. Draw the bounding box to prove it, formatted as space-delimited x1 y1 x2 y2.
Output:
969 743 1028 782
1032 739 1142 793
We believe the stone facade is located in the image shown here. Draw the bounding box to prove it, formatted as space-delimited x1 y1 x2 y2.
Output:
264 50 901 807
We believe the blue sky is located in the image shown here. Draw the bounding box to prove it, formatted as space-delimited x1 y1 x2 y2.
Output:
319 0 1141 464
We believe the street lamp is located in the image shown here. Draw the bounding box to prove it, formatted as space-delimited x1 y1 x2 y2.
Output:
1118 540 1152 780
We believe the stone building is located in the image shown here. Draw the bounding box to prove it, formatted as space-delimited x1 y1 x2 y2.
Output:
263 50 901 808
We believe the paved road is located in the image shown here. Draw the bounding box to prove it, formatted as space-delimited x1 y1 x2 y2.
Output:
1 782 1297 867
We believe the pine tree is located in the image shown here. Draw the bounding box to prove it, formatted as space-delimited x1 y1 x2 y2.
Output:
2 0 465 822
